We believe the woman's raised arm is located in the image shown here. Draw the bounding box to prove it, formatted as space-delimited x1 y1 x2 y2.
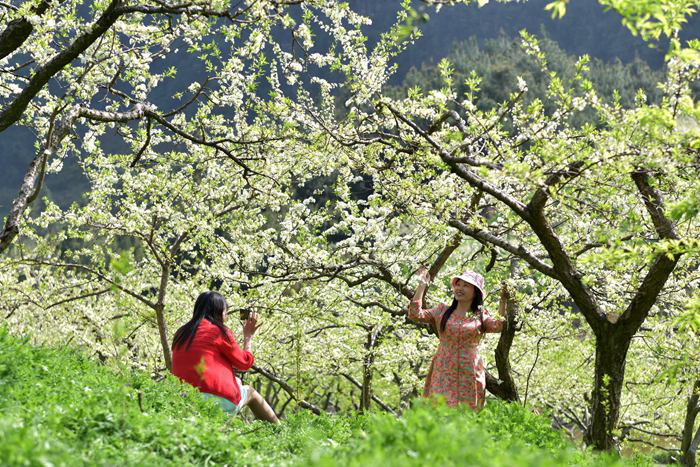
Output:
482 284 508 333
407 266 435 324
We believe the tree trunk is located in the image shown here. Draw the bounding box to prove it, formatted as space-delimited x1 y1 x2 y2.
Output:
154 302 172 371
587 328 631 450
684 426 700 467
360 366 372 412
360 328 377 412
154 263 172 371
489 288 519 402
681 377 700 467
0 110 75 255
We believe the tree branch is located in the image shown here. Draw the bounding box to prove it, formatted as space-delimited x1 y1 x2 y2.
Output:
130 117 152 167
45 287 111 310
0 108 73 254
525 203 605 334
427 233 461 280
528 160 585 213
21 260 157 309
574 234 635 257
0 1 18 11
163 76 213 117
0 0 124 133
620 171 682 336
341 372 397 415
382 103 529 217
346 297 404 317
448 219 556 277
0 0 53 61
252 365 322 415
119 2 252 23
631 170 679 241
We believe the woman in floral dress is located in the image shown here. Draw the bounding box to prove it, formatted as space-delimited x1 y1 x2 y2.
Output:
408 267 506 410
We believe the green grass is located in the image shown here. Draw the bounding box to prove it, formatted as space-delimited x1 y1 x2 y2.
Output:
0 328 652 466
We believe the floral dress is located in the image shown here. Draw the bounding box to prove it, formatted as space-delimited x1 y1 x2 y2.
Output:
408 302 503 410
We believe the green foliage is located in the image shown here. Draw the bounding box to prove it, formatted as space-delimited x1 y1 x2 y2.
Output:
598 0 700 41
0 327 234 466
309 400 652 467
391 1 428 44
545 1 569 20
391 33 664 127
548 0 700 43
0 328 653 466
110 250 134 276
677 292 700 333
2 0 698 460
669 182 700 223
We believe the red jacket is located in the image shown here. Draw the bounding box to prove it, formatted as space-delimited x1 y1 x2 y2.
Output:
172 319 254 404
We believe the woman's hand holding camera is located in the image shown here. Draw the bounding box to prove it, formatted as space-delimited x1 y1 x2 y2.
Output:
242 312 260 338
242 312 260 352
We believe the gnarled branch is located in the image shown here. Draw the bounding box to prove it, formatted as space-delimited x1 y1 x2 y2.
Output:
0 0 53 61
681 377 700 467
448 219 556 278
489 286 520 402
620 171 682 337
0 0 125 133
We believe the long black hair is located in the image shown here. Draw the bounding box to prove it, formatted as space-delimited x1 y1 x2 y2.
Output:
439 288 483 334
172 291 231 350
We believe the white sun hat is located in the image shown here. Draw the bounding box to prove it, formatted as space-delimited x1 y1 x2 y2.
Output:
451 271 486 298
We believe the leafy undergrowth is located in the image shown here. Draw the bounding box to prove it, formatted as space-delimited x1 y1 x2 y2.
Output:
0 329 652 466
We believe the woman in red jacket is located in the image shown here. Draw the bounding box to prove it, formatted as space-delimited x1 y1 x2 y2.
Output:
172 291 279 423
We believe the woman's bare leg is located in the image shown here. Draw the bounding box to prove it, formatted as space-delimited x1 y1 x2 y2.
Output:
242 388 279 423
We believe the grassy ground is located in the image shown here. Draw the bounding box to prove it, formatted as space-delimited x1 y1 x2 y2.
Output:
0 328 654 466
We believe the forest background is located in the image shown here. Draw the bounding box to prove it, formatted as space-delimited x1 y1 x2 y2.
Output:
1 0 699 463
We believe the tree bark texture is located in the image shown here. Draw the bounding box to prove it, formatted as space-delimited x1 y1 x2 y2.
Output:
586 327 631 450
153 303 171 371
0 0 53 61
155 263 172 371
682 377 700 467
0 110 74 254
0 147 47 253
360 327 379 412
488 287 520 402
0 0 124 133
